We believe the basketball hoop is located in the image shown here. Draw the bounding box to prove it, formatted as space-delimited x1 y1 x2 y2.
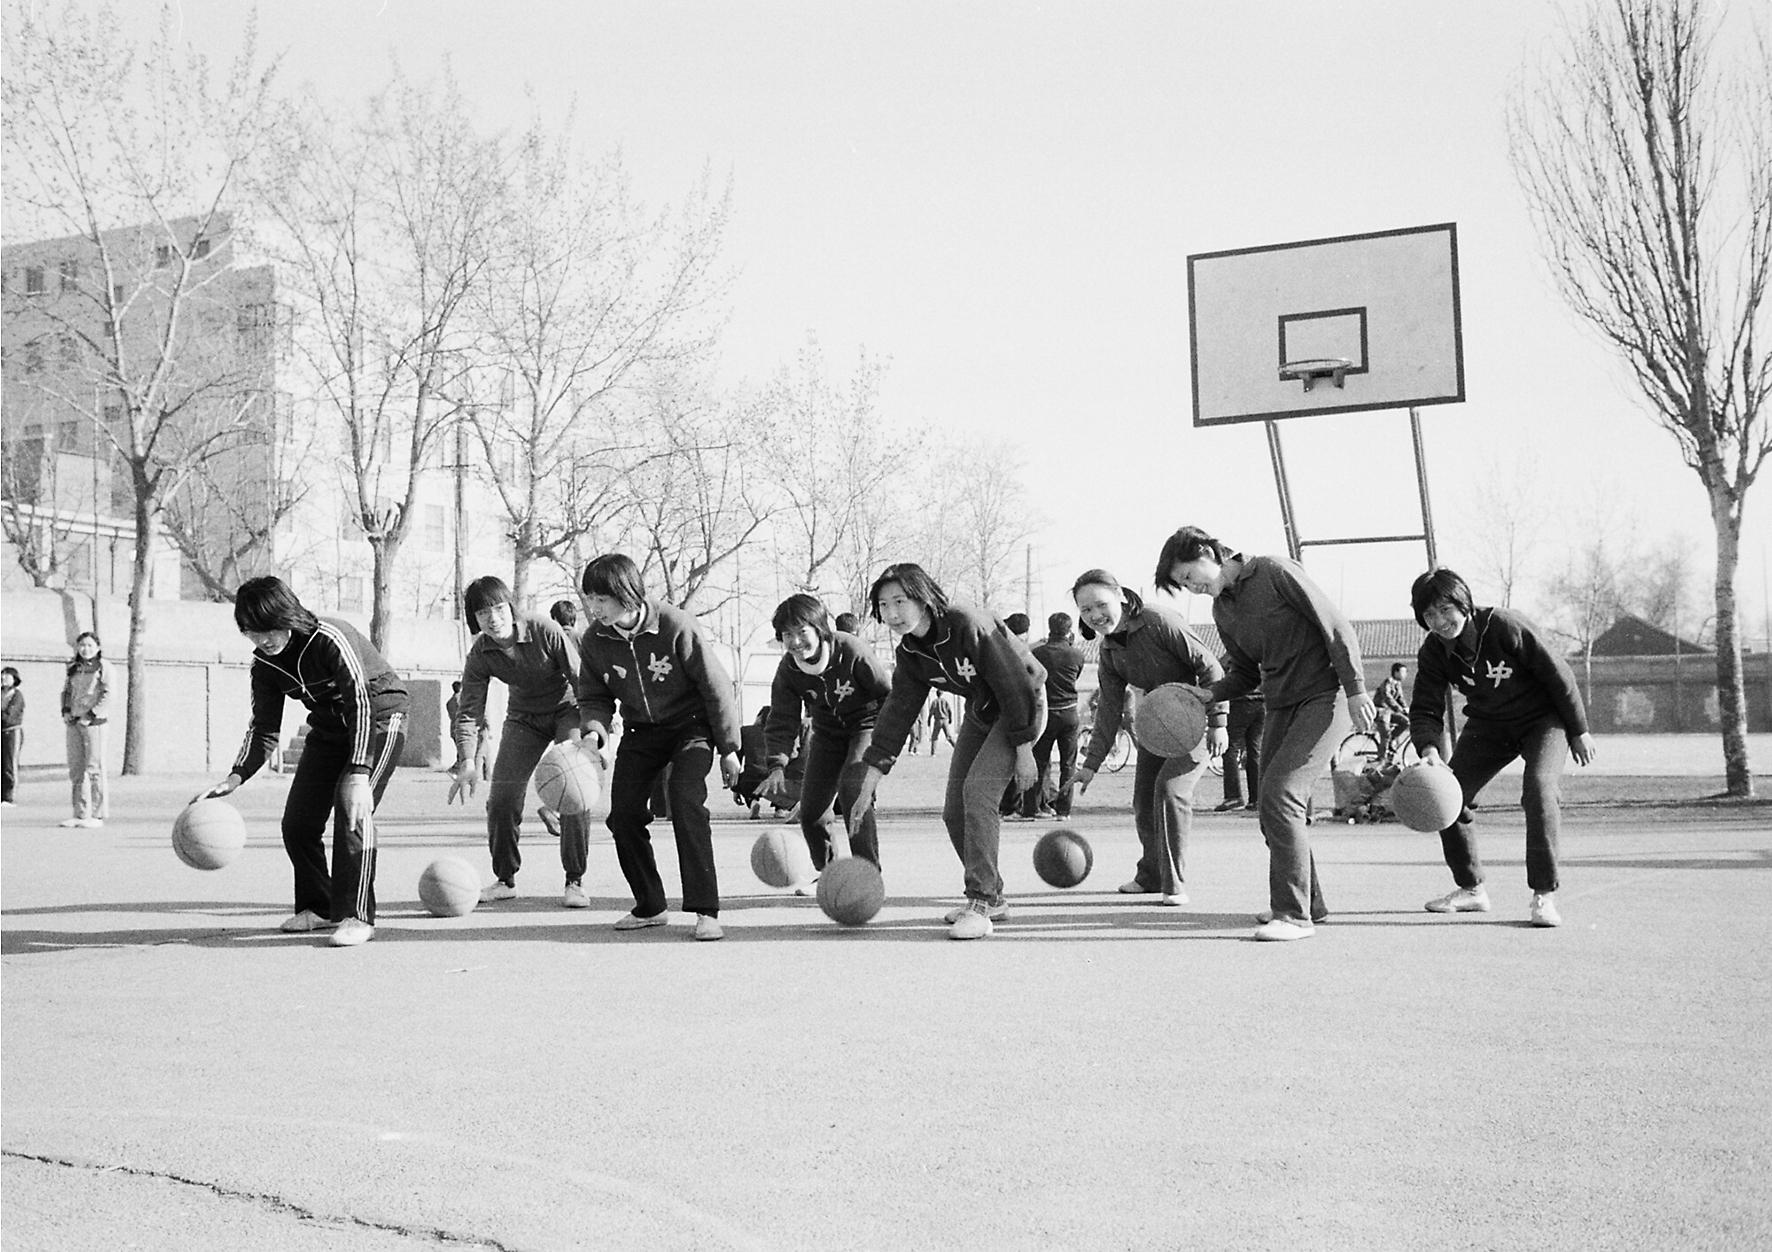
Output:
1278 357 1353 392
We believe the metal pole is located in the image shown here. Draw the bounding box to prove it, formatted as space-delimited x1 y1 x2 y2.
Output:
1409 406 1439 568
1264 420 1302 562
453 414 468 647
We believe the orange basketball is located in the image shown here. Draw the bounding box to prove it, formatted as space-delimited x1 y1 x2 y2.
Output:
533 741 600 815
172 799 246 871
1390 763 1464 832
418 856 480 917
816 856 885 926
1134 683 1209 757
750 827 814 889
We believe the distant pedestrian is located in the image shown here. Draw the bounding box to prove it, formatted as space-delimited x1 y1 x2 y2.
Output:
1215 693 1264 812
833 611 862 635
59 632 112 829
926 691 956 755
1018 612 1087 822
549 598 586 649
1408 568 1593 928
2 666 23 806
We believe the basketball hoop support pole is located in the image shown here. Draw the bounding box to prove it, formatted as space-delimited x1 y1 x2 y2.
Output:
1409 406 1439 567
1264 419 1303 562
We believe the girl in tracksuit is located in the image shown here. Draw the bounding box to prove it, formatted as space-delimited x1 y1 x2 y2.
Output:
577 553 742 942
851 563 1046 941
1069 568 1228 906
1156 527 1374 943
200 577 408 947
451 575 589 909
1408 567 1594 928
761 593 893 874
59 631 113 828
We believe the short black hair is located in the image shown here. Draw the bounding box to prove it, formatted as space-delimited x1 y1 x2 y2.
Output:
549 599 579 628
868 563 949 624
1390 661 1407 677
1047 612 1072 637
1 666 20 686
1153 526 1234 594
1410 568 1475 630
772 593 832 642
833 611 861 634
581 553 647 610
463 576 513 634
234 576 320 635
1003 612 1030 637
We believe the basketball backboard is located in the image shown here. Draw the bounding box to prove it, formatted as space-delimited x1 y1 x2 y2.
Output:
1187 222 1463 427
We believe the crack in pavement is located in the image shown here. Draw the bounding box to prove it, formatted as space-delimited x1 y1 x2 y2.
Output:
2 1150 518 1250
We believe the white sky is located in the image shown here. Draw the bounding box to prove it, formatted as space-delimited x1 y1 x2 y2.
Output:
159 0 1769 636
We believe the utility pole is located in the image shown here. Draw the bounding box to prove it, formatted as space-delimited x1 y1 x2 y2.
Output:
451 412 469 649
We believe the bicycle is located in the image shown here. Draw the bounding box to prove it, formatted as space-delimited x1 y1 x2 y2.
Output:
1076 724 1133 773
1336 723 1419 772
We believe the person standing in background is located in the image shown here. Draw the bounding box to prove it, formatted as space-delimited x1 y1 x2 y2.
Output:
1019 612 1087 823
1215 692 1265 813
59 632 112 829
2 667 24 806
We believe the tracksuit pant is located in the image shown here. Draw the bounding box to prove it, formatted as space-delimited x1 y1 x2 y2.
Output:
797 724 879 869
1127 744 1209 895
606 722 720 918
282 713 405 925
486 708 589 887
1019 704 1080 819
1258 690 1348 924
1439 714 1568 893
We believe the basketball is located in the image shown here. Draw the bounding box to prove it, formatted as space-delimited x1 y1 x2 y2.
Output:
816 855 885 926
1390 763 1464 832
533 740 600 815
418 856 480 917
750 827 813 889
171 798 246 870
1032 828 1093 888
1134 683 1210 757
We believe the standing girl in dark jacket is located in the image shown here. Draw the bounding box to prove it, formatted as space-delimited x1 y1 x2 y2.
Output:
1408 567 1593 928
1070 569 1227 907
1156 527 1374 942
59 632 112 828
198 577 409 947
761 594 893 874
2 666 23 805
850 563 1046 941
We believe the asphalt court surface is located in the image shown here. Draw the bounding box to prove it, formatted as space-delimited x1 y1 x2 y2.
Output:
3 738 1769 1250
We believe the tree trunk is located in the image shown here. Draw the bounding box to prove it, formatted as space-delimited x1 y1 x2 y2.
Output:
1709 499 1754 797
122 493 156 775
369 534 399 660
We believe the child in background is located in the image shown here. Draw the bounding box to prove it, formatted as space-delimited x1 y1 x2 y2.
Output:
59 632 112 829
2 667 23 806
1408 568 1594 928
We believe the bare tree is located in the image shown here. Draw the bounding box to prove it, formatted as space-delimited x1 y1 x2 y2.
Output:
1509 0 1771 795
469 121 731 602
915 438 1036 610
3 2 282 772
1461 450 1551 608
1546 536 1629 704
260 69 502 653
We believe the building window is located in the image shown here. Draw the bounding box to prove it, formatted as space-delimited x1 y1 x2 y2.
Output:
4 427 47 504
24 266 45 295
237 303 275 351
193 238 211 259
23 341 44 374
155 244 173 268
424 503 447 551
112 283 125 305
56 420 87 455
59 334 79 367
60 259 79 292
339 575 365 614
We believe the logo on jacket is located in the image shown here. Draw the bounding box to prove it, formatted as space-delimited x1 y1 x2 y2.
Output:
648 654 673 683
955 658 976 682
1484 660 1514 688
611 664 628 680
832 679 854 703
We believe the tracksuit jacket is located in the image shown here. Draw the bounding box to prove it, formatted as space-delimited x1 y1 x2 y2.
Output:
452 613 579 759
764 631 893 767
1409 606 1589 750
232 620 409 782
1085 595 1227 772
1206 555 1366 709
861 605 1046 774
576 599 741 756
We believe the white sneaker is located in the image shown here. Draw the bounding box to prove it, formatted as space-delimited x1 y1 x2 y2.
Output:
328 918 375 947
77 817 104 828
614 911 669 932
1160 891 1189 907
943 900 1010 924
1256 908 1329 924
948 901 995 940
279 909 337 933
1252 917 1315 942
58 817 82 828
1425 885 1491 914
562 882 590 909
479 881 517 903
1117 880 1151 895
1529 892 1562 928
693 914 724 941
